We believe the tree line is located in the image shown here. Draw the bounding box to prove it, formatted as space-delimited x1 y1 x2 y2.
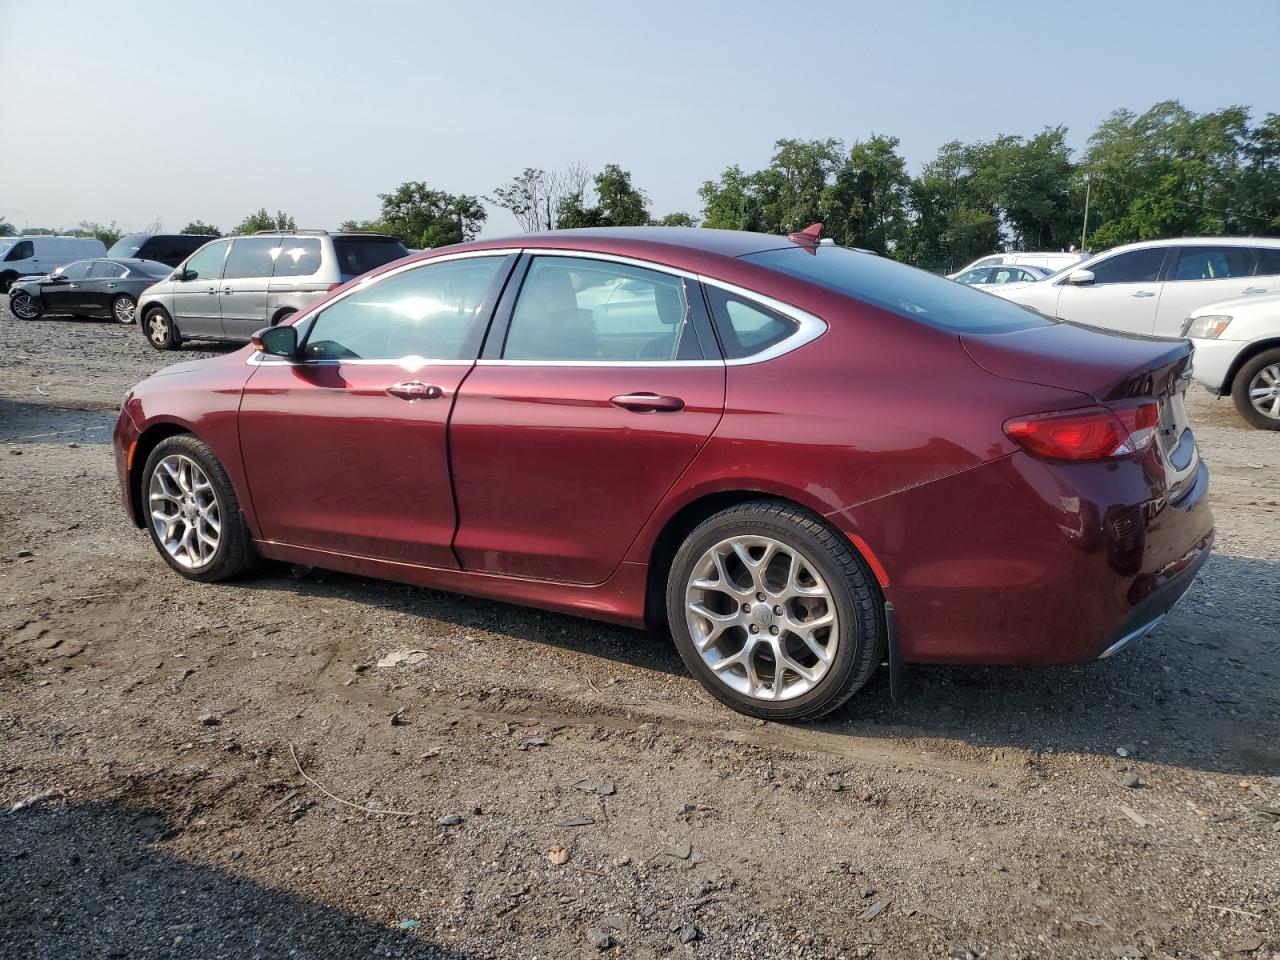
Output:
5 101 1277 272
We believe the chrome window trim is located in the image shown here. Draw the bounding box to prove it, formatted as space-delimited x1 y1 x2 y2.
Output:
476 359 723 368
247 352 475 368
696 275 828 365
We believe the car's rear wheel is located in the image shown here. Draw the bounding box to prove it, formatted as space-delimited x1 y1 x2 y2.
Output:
1231 347 1280 431
112 294 137 324
9 292 42 320
666 501 884 720
142 435 255 582
144 306 180 350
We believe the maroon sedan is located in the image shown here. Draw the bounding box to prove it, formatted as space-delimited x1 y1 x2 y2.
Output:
113 227 1213 720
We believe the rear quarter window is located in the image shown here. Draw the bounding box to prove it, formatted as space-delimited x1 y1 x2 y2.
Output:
333 237 410 279
743 246 1050 334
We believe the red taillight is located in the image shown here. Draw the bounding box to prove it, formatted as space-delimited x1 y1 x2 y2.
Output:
1004 401 1159 461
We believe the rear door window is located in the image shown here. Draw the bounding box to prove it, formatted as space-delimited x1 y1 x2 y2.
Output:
223 238 280 279
272 238 322 277
1087 248 1167 284
333 237 410 280
1253 248 1280 276
89 261 127 279
1170 246 1258 281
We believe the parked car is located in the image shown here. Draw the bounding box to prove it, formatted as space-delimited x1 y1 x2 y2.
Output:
0 236 107 292
951 264 1052 289
114 226 1213 721
1184 292 1280 430
947 250 1084 278
994 237 1280 336
136 230 410 350
8 258 172 324
108 233 219 268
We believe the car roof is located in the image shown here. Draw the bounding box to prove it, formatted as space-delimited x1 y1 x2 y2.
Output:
508 227 792 258
1101 236 1280 254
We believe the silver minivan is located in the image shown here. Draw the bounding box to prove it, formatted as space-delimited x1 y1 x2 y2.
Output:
136 230 410 350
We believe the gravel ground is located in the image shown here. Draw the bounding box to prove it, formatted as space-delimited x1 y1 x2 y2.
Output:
1 307 1278 960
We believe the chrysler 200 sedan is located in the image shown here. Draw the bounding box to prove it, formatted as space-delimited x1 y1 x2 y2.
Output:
113 227 1214 720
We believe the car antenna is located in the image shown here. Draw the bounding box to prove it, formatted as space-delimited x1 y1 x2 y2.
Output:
787 222 824 252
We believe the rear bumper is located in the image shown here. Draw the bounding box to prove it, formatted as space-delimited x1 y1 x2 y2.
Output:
833 450 1214 666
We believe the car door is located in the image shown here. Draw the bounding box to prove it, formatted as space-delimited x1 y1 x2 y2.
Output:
449 253 726 584
40 261 93 313
238 252 516 567
218 237 279 339
84 260 128 313
1153 246 1272 336
169 239 230 338
1052 246 1169 334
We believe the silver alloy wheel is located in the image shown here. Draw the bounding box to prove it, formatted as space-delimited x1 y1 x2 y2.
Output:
1248 363 1280 420
113 296 136 324
148 454 221 569
10 293 38 320
147 310 170 345
684 535 839 701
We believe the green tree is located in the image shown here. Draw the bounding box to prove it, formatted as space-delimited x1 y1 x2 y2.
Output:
0 217 15 237
76 220 123 248
181 221 221 236
593 164 650 226
232 209 296 236
373 182 487 248
699 164 770 231
655 212 698 227
821 135 911 255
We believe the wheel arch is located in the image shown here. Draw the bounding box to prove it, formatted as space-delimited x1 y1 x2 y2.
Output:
1222 337 1280 396
269 307 296 326
126 422 192 527
642 489 883 631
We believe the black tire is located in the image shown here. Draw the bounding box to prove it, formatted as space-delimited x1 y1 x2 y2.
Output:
666 500 885 721
271 309 296 326
111 293 137 325
143 305 180 350
1231 347 1280 431
9 291 43 320
0 272 16 294
141 435 257 582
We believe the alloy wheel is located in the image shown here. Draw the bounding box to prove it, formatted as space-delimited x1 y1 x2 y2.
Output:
10 294 39 320
684 535 838 701
147 311 170 346
1248 363 1280 420
149 454 221 569
113 296 136 324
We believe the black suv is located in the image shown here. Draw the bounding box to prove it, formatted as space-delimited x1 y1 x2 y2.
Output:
107 234 218 268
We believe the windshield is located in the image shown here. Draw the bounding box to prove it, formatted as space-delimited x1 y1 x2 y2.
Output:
107 234 146 258
744 246 1052 334
333 237 410 280
0 240 12 257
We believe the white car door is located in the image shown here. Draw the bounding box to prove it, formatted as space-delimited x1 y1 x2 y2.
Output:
1153 246 1276 336
1052 246 1168 334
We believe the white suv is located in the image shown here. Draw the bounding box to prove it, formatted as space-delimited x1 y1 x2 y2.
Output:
1185 292 1280 430
993 237 1280 337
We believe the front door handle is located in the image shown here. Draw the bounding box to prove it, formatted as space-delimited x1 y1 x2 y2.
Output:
207 286 217 295
1244 286 1266 295
386 380 444 401
1131 290 1156 298
106 283 117 289
610 392 685 413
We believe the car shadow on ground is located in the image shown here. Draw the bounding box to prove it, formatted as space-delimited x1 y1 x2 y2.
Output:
243 552 1280 776
0 397 115 446
0 801 472 959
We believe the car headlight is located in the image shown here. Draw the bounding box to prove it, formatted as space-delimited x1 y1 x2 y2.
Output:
1182 314 1233 339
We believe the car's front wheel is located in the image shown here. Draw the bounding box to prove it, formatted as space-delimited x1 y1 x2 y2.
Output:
112 294 137 324
143 306 180 350
142 435 256 582
9 292 42 320
1232 347 1280 431
666 501 884 720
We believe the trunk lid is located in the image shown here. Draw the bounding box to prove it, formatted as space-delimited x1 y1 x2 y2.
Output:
963 321 1199 499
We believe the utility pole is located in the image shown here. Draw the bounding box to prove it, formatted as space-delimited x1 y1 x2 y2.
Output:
1080 172 1091 252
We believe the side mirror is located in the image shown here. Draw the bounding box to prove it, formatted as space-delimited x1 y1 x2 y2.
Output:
173 268 196 282
47 273 68 282
1064 269 1095 286
251 325 298 358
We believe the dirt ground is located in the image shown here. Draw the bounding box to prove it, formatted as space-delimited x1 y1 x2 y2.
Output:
1 306 1277 960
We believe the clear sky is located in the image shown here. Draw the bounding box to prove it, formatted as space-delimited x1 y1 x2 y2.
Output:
2 0 1277 237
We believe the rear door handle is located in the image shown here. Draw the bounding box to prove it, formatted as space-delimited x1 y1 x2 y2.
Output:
222 286 233 294
610 392 685 413
386 380 444 401
1244 286 1266 295
1131 290 1156 298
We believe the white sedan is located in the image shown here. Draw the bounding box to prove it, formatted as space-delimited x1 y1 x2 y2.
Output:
993 237 1280 337
951 264 1052 290
1185 292 1280 430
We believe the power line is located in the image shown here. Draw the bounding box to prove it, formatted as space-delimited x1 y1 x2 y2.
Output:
1082 167 1275 226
